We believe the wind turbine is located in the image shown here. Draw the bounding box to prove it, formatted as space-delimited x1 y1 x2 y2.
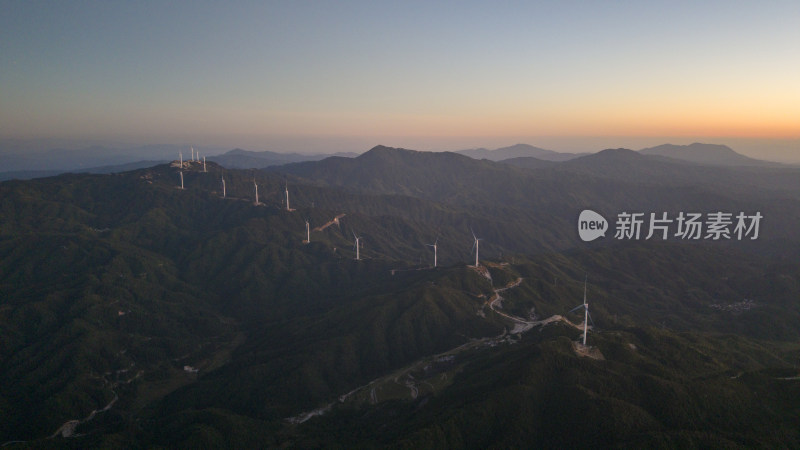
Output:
179 171 184 189
426 236 439 267
179 151 183 166
471 229 482 267
285 182 291 211
221 175 226 198
569 276 593 346
253 179 259 205
203 156 207 172
191 146 195 162
352 231 361 260
305 219 310 243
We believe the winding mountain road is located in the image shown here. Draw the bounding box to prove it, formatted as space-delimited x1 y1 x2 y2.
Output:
287 273 583 424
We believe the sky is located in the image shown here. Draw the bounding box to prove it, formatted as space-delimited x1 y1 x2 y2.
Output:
1 1 799 160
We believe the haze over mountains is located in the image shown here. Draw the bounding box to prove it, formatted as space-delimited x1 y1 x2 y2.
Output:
639 143 783 167
455 143 587 162
459 142 789 168
2 139 790 182
207 148 359 170
2 143 800 446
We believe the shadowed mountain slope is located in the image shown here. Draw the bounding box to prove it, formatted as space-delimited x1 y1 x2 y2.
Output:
1 150 800 447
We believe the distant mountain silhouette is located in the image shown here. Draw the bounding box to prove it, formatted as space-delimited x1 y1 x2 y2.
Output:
555 148 800 196
557 148 697 184
497 156 557 169
563 147 645 166
0 160 168 181
0 144 224 172
456 143 585 161
278 144 541 202
639 143 778 167
208 148 357 169
0 142 357 173
281 145 800 213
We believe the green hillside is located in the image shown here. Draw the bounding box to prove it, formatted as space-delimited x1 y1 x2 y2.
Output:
1 151 799 447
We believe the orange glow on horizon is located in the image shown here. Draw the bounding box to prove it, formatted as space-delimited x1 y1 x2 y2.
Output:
290 110 800 141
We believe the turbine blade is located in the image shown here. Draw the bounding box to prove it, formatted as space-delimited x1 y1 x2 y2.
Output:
569 304 585 313
587 311 595 328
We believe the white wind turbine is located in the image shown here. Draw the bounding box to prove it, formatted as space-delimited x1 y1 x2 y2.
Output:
179 171 184 189
285 182 291 211
426 236 439 267
352 231 362 260
221 175 226 198
305 219 310 243
471 229 482 267
569 276 593 346
253 179 259 205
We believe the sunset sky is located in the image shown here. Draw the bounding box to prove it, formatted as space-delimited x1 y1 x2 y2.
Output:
2 1 798 160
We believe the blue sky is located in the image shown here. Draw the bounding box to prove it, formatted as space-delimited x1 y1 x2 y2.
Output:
1 1 798 159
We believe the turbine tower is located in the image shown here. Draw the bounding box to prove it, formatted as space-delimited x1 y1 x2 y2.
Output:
285 182 290 211
179 171 184 189
471 229 482 267
305 219 310 243
203 156 207 172
352 231 361 260
253 179 259 205
221 176 226 198
191 146 195 162
426 237 439 267
569 276 593 346
179 151 183 166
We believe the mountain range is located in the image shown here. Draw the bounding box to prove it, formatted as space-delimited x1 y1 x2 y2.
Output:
207 148 359 170
1 145 799 447
455 143 587 162
0 143 217 172
0 143 356 180
639 142 781 167
456 142 789 168
2 141 789 182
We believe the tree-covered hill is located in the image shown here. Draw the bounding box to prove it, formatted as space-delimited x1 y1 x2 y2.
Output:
1 150 799 447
